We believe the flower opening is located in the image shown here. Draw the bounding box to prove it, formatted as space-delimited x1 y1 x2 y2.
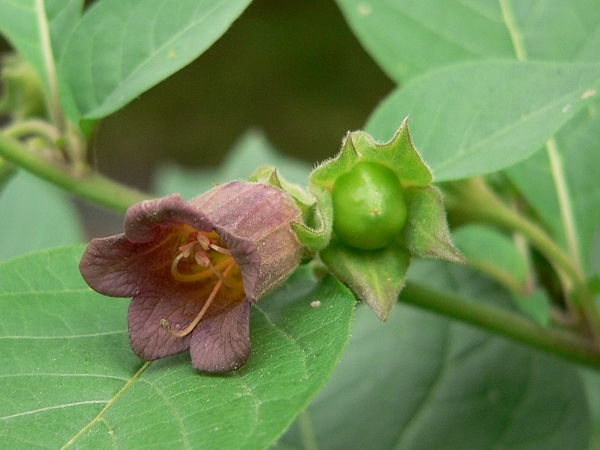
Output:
161 226 241 338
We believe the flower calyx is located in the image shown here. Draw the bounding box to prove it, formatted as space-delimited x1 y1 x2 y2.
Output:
309 117 464 320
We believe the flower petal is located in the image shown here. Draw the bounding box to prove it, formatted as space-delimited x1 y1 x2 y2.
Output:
128 266 247 364
80 194 215 298
189 300 252 373
124 194 213 242
128 289 195 361
79 228 181 297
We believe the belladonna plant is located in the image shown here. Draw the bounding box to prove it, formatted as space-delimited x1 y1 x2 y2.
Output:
79 118 466 373
79 181 304 373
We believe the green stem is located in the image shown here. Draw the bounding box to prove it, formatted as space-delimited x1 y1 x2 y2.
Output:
0 132 150 212
35 0 64 134
298 409 319 450
445 178 580 282
444 178 600 340
3 118 60 142
400 282 600 370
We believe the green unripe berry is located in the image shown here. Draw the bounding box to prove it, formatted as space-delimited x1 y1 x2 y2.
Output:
332 161 407 250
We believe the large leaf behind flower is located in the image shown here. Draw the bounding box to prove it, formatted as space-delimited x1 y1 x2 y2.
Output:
59 0 252 122
0 246 354 448
279 260 590 449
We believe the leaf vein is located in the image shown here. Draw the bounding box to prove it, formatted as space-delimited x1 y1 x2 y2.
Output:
60 361 152 449
139 378 192 450
0 400 108 421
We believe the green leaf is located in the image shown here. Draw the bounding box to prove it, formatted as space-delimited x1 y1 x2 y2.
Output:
279 261 590 449
0 246 355 448
335 0 600 83
59 0 252 121
511 290 551 327
404 185 463 263
366 61 600 181
452 224 529 295
320 238 410 321
0 170 84 261
0 0 82 98
581 368 600 449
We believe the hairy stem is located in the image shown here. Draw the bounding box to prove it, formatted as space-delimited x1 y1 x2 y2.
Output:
3 118 60 142
400 282 600 370
0 132 150 212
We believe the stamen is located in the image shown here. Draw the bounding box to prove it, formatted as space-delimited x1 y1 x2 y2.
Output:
171 254 234 283
170 229 235 283
170 253 187 280
194 250 211 267
178 240 197 258
162 259 236 337
209 243 231 255
207 262 232 287
196 232 212 250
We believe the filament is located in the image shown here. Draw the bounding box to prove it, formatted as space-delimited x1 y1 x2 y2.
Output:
162 258 237 337
209 243 231 255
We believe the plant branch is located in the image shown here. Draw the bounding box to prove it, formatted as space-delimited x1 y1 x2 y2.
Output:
444 178 581 282
444 177 600 340
3 118 60 142
0 132 150 212
400 281 600 370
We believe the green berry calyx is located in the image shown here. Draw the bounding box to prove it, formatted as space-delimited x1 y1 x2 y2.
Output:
332 161 407 250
